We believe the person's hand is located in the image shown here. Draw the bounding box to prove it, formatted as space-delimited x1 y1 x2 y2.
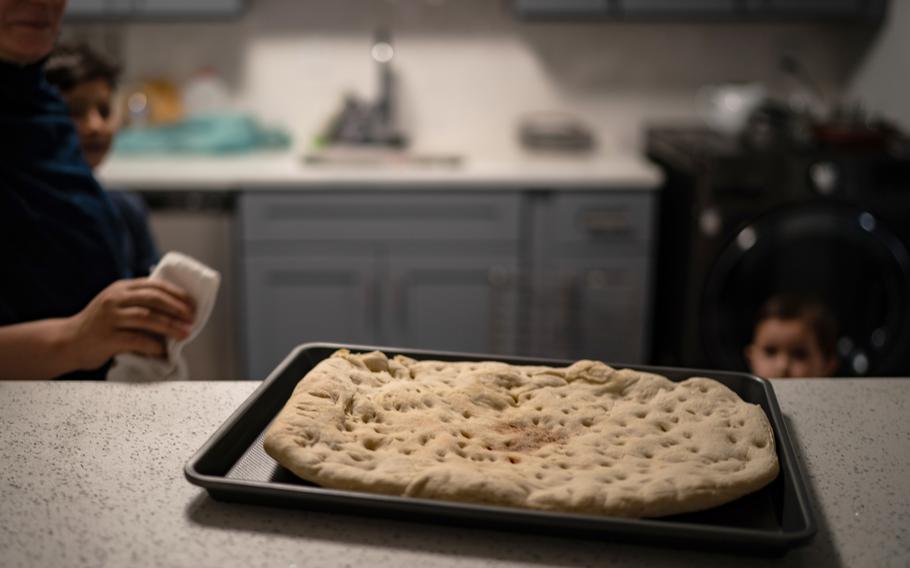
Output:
62 278 196 370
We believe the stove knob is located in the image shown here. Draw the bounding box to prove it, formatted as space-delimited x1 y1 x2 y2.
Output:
810 162 838 195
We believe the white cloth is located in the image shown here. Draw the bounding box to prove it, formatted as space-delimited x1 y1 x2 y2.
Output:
107 251 220 382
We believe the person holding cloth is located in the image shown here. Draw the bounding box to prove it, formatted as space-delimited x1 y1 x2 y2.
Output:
0 0 195 380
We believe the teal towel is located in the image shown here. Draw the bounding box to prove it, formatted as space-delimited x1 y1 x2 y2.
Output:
113 114 291 155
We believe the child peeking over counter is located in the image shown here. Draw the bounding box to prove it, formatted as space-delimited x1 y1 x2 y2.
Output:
745 294 839 379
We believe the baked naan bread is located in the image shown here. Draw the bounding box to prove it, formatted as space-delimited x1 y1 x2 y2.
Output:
263 350 779 518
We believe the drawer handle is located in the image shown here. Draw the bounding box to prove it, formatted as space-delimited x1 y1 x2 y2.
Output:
580 210 633 235
585 268 628 289
487 266 514 288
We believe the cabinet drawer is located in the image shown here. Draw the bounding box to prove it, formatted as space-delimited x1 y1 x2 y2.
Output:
240 192 521 242
552 192 654 249
242 254 379 378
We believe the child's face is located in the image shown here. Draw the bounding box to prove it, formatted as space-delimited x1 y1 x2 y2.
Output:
745 318 836 378
61 78 117 170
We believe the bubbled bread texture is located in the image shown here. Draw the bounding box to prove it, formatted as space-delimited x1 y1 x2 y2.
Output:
263 350 779 518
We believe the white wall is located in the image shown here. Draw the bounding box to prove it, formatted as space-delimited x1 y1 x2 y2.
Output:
67 0 881 160
848 1 910 131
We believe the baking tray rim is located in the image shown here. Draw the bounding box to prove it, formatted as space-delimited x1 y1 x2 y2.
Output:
185 342 817 546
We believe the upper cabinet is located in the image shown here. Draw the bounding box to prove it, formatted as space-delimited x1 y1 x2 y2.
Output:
513 0 887 22
65 0 133 17
742 0 880 18
513 0 612 18
64 0 245 20
623 0 737 17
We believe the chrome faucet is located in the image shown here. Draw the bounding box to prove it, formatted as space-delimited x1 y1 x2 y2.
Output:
322 28 407 148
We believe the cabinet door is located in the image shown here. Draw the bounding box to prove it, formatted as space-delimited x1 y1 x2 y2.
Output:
515 0 883 20
64 0 242 18
745 0 860 15
743 0 885 20
547 258 650 364
242 255 378 378
383 254 520 355
64 0 133 18
530 191 655 363
514 0 610 17
133 0 243 15
620 0 736 16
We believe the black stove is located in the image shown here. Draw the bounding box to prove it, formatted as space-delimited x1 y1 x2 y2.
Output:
647 125 910 376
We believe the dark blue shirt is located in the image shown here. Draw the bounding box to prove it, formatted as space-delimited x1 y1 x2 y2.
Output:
0 59 129 380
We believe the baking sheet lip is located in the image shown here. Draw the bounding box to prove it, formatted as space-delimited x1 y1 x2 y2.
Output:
756 380 818 541
185 341 816 546
733 362 818 541
187 472 800 542
184 366 275 480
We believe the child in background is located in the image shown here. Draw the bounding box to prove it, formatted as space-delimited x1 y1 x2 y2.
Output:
744 294 839 378
44 43 159 277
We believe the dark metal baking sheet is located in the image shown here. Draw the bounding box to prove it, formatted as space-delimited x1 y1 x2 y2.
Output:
185 343 816 555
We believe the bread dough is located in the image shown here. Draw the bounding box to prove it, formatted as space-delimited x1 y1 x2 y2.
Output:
263 350 779 518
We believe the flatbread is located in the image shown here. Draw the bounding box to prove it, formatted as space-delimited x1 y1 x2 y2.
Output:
263 350 779 518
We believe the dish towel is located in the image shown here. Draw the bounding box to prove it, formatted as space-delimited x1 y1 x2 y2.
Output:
107 251 221 382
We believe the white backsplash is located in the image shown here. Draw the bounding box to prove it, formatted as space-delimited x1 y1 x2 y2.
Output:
847 0 910 132
66 0 882 161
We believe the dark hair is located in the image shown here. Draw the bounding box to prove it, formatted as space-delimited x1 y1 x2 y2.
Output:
754 294 838 359
44 43 121 92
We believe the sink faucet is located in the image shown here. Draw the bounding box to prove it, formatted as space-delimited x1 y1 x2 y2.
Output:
320 28 407 148
370 28 405 148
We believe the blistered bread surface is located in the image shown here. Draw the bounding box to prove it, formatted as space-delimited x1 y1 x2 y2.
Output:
263 350 779 518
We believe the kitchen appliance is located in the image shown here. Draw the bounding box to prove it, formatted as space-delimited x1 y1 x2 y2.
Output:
696 82 766 136
518 112 595 152
647 125 910 376
186 342 815 555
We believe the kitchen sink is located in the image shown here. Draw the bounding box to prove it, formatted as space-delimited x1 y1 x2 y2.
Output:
302 149 463 169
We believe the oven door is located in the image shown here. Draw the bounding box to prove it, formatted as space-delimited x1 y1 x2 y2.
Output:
700 202 910 376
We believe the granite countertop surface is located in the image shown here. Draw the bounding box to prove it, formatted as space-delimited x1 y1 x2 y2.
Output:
0 378 907 567
96 152 662 191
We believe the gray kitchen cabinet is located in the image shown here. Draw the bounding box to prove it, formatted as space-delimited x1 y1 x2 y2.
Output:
382 252 520 355
513 0 612 18
528 191 656 363
64 0 243 20
132 0 243 14
65 0 133 17
239 189 655 377
543 257 651 364
239 191 522 378
743 0 868 16
621 0 736 16
514 0 885 21
242 253 379 379
239 192 520 243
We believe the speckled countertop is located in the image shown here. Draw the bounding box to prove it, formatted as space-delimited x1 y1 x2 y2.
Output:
0 379 907 567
